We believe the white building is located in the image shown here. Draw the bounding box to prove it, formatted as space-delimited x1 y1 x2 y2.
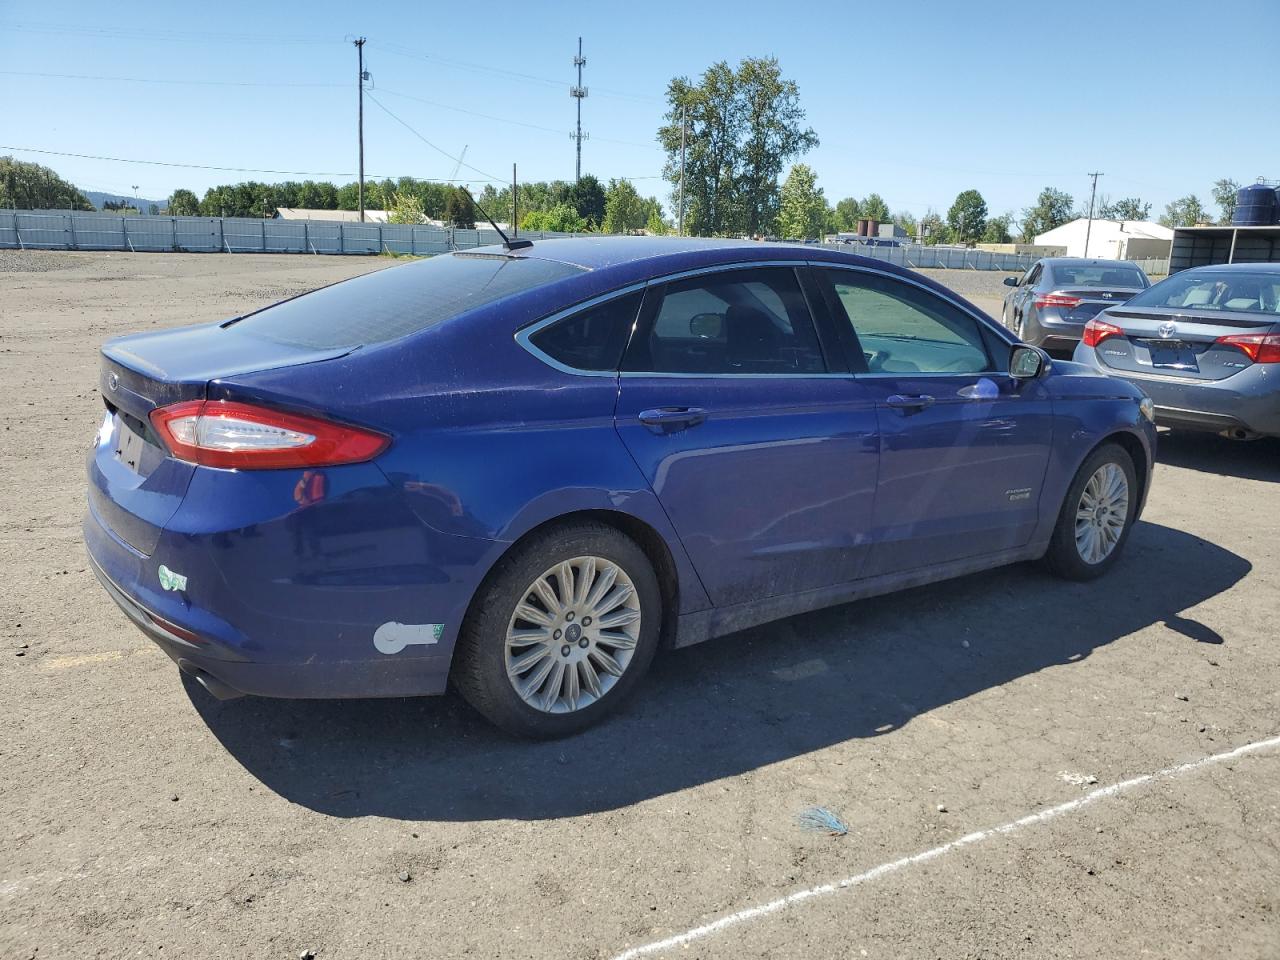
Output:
1034 219 1173 260
274 208 391 223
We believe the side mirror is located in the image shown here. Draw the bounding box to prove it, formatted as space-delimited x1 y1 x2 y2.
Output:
1010 345 1048 379
1002 276 1019 287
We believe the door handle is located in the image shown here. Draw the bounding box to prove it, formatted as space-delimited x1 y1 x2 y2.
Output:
638 407 707 432
885 394 935 412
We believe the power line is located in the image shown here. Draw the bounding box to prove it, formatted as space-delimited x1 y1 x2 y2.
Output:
0 145 490 183
0 20 337 45
0 69 343 89
366 39 660 103
362 94 505 183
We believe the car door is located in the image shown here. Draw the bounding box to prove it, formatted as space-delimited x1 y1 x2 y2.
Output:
1013 261 1043 327
613 264 880 608
816 267 1055 578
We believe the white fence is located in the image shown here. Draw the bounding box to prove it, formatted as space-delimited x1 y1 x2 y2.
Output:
0 210 1170 275
0 210 582 255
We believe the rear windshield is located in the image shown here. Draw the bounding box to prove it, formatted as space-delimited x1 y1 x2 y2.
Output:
1049 265 1147 289
1125 271 1280 315
231 253 585 348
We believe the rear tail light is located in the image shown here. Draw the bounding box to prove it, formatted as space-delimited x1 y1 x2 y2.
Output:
1215 333 1280 363
149 400 389 469
1034 293 1083 309
1082 317 1124 348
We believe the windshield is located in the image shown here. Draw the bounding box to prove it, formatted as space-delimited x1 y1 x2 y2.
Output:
231 253 585 348
1049 265 1147 289
1125 270 1280 315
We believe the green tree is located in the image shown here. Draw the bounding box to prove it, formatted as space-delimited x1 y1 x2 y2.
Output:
445 188 475 228
522 203 587 233
981 213 1014 244
919 209 948 245
947 189 988 244
893 210 918 238
0 156 94 210
602 178 646 233
1212 179 1240 223
167 189 200 216
645 202 669 235
860 193 890 224
776 163 826 239
1098 196 1151 221
387 190 427 224
568 174 606 228
832 197 860 232
1160 195 1207 228
658 57 817 237
1019 187 1074 241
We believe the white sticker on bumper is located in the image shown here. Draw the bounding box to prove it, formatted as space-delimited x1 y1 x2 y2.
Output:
374 621 444 655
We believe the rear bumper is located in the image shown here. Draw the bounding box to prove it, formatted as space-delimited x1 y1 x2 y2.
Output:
1024 310 1086 351
1072 345 1280 437
82 461 503 699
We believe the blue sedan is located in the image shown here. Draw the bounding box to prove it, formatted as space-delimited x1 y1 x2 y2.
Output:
85 238 1156 737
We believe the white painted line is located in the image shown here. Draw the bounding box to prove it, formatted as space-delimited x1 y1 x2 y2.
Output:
609 734 1280 960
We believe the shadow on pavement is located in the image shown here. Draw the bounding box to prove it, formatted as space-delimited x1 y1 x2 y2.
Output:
1157 430 1280 483
188 521 1249 822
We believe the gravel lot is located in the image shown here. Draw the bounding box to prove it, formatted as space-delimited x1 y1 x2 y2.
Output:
2 251 1278 960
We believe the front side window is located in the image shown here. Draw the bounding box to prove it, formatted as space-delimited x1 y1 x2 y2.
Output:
1126 270 1280 315
528 290 643 371
824 270 992 374
624 267 826 374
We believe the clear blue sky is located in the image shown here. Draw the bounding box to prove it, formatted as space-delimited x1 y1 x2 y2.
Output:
3 0 1276 222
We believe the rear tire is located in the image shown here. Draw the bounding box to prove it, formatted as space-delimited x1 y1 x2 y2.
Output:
1043 443 1138 581
452 521 662 739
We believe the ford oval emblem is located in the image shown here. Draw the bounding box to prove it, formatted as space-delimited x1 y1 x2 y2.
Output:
108 371 120 391
1158 321 1176 339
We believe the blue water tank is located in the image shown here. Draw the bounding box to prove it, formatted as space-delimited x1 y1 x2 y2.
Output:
1232 183 1279 225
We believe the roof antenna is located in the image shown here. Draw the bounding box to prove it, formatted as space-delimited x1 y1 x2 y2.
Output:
460 187 533 251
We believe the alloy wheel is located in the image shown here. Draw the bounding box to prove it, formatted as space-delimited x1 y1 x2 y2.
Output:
1074 463 1130 564
504 556 641 714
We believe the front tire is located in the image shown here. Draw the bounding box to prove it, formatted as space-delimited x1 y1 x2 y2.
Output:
1043 443 1138 581
452 522 662 738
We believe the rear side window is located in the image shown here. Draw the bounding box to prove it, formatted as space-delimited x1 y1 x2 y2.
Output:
231 253 585 348
624 267 826 375
528 291 643 371
824 270 991 374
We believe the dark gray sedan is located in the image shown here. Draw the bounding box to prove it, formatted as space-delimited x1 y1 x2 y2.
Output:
1073 263 1280 440
1003 258 1150 352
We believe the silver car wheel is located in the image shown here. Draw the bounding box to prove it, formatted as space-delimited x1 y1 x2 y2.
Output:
504 556 641 714
1074 463 1130 564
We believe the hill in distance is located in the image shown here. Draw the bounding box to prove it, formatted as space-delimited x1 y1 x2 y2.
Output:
84 190 167 211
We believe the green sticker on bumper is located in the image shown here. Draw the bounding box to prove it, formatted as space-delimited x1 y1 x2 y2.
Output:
157 564 188 592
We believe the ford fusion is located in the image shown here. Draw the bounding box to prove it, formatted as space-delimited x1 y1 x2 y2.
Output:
86 238 1155 737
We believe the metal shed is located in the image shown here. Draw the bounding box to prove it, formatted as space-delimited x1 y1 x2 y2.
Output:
1169 225 1280 273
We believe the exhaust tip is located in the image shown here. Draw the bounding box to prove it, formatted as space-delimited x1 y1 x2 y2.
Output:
178 660 245 701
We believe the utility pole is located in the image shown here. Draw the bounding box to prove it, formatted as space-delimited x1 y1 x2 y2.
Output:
512 163 519 237
355 37 367 223
569 37 588 182
677 103 687 236
1083 171 1103 257
131 185 139 216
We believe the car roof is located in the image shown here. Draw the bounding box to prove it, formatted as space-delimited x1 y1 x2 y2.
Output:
1038 257 1143 267
466 235 894 275
1181 261 1280 273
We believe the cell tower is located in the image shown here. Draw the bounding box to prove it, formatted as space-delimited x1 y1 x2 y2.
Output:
570 37 588 182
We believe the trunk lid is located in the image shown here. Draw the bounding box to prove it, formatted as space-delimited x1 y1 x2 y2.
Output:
90 323 352 555
1046 287 1145 323
1093 307 1278 381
